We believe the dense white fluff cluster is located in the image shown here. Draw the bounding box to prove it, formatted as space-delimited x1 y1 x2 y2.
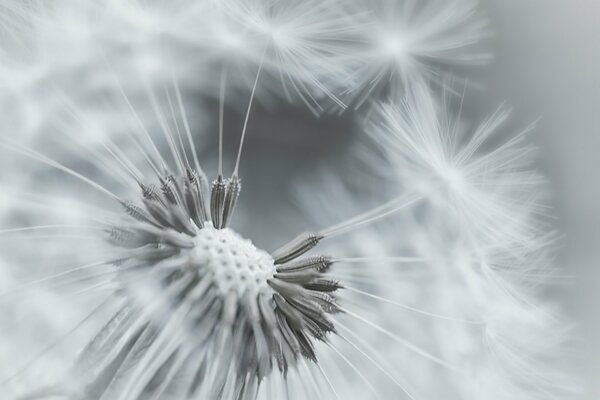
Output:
368 84 546 250
340 84 579 399
337 0 490 107
0 0 352 140
0 1 581 400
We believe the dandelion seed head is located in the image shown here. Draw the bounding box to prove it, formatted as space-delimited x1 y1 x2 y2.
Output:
439 164 466 192
378 33 409 60
81 155 344 398
190 227 275 297
365 83 548 251
216 27 246 51
340 0 490 107
0 1 582 399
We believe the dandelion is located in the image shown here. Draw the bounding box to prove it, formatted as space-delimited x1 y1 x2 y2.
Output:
0 72 580 399
0 59 432 398
204 0 353 111
365 82 547 252
0 1 582 400
352 83 580 399
338 0 490 108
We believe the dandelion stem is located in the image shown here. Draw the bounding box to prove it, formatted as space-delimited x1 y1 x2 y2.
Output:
233 47 267 177
172 68 202 175
55 91 144 184
218 69 228 177
340 306 463 373
0 225 105 235
336 322 416 400
319 192 422 238
0 141 120 201
332 256 429 263
101 53 168 174
1 296 112 384
314 362 341 400
145 81 186 176
164 83 191 169
0 260 112 297
328 343 382 399
344 286 483 324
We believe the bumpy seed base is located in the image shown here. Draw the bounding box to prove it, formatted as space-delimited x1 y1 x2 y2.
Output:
190 226 275 297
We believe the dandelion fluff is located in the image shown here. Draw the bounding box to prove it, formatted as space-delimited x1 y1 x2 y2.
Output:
0 85 581 399
0 82 433 399
365 82 548 255
0 1 582 400
339 0 490 108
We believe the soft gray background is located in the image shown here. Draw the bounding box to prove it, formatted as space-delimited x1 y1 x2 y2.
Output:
478 1 599 397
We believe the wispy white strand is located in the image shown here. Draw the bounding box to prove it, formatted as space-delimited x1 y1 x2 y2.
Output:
0 2 580 400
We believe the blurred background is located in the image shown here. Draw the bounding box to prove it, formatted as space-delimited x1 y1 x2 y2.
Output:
477 1 600 397
475 0 600 238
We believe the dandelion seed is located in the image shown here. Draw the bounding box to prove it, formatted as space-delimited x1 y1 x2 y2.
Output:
365 82 547 252
0 2 583 400
339 0 490 108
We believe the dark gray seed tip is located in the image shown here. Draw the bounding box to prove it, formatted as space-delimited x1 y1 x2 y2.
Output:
210 175 226 229
276 255 333 273
221 176 241 229
272 232 324 265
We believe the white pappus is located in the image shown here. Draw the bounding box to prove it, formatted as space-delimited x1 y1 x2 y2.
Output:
0 0 582 400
